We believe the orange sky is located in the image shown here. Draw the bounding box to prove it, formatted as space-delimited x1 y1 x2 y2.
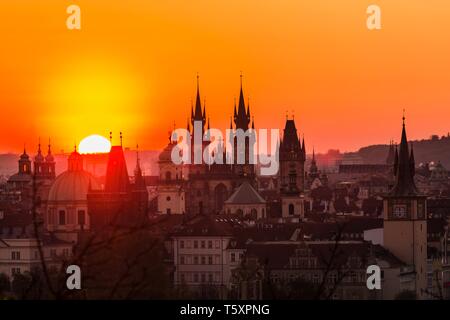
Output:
1 1 450 154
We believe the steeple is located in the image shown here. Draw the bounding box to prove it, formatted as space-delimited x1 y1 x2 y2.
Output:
234 74 251 130
310 147 318 175
191 74 206 134
134 144 145 189
389 115 419 196
35 138 44 162
46 138 55 163
68 144 83 171
302 136 306 159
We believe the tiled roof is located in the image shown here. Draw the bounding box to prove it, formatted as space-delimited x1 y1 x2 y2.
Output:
171 214 244 237
225 182 266 204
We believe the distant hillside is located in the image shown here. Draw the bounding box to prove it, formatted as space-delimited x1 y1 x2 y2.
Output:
355 134 450 168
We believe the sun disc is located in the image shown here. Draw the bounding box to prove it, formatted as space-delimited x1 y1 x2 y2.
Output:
79 135 111 154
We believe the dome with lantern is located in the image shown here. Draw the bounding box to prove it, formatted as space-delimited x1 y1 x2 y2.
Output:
48 147 100 202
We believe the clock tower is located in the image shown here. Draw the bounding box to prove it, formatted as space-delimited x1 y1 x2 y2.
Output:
383 115 427 299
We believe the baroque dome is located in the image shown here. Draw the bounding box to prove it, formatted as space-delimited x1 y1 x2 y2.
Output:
159 142 176 161
47 147 101 202
48 170 100 202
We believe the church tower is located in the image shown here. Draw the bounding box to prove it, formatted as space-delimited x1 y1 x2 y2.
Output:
19 147 32 175
34 140 45 180
44 139 56 180
383 115 427 299
279 117 306 218
279 117 305 192
231 75 255 180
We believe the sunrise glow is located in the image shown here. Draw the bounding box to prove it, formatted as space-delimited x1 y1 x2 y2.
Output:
78 134 112 154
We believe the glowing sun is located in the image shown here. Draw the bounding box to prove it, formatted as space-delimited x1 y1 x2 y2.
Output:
79 135 111 154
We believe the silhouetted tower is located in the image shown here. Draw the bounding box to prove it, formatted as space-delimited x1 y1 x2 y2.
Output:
383 114 427 299
232 74 255 179
19 146 32 175
43 139 56 179
279 117 305 193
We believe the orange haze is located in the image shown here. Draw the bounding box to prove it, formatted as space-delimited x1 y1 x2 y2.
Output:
1 1 450 153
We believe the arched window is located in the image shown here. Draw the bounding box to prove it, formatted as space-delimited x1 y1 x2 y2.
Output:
289 204 295 216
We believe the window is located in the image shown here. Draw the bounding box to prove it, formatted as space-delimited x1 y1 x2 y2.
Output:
166 208 171 214
231 253 236 263
215 240 220 248
201 241 205 249
194 256 199 264
201 256 206 264
194 274 199 283
208 240 213 249
165 171 172 181
62 248 69 257
180 273 185 283
208 256 213 265
194 240 198 249
78 210 86 226
393 205 407 218
50 249 57 258
59 210 66 225
208 273 213 283
201 274 206 283
180 256 185 264
180 241 185 249
166 196 171 201
289 203 295 215
11 251 20 260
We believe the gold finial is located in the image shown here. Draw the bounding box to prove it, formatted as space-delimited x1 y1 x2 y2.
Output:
109 131 112 143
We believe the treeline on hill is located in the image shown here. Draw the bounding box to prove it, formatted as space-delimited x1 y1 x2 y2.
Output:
355 134 450 168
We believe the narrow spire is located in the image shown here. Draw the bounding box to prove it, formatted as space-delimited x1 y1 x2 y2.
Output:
235 73 250 130
120 132 123 147
187 117 191 132
47 138 52 155
38 137 41 153
203 99 206 121
109 131 112 144
389 114 418 196
136 144 141 169
230 116 233 130
193 74 204 123
251 116 254 129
